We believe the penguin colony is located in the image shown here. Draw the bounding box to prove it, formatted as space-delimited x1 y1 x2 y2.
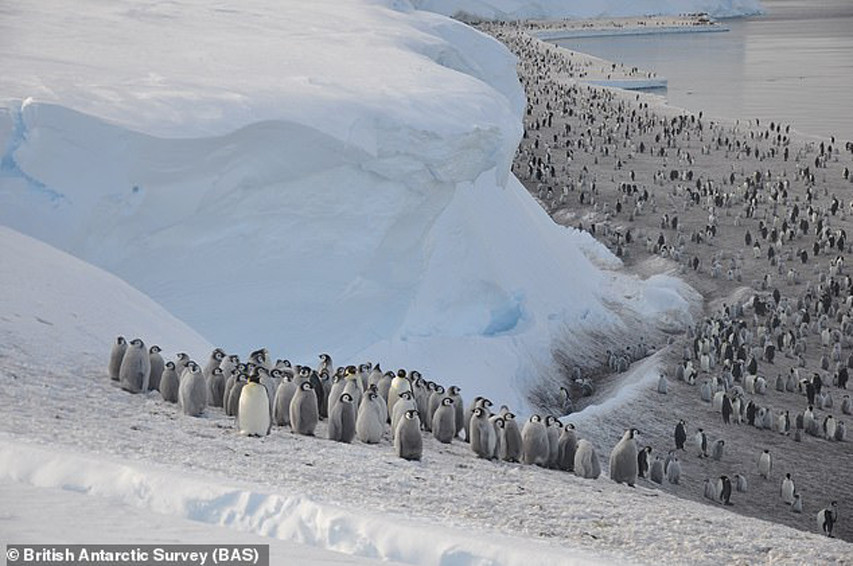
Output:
107 343 602 476
473 20 853 540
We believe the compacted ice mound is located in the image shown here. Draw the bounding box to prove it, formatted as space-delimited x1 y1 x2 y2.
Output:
0 0 693 410
411 0 763 20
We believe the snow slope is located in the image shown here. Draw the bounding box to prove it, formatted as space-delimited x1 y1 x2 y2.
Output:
0 0 694 410
412 0 763 20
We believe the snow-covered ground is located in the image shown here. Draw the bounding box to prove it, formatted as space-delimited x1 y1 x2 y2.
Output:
411 0 763 21
0 0 695 412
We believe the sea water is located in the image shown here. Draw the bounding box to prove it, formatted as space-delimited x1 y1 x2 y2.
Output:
555 0 853 141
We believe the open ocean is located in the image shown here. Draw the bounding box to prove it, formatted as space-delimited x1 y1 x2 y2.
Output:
555 0 853 141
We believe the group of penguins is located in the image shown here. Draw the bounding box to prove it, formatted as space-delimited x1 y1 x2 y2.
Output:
106 337 601 476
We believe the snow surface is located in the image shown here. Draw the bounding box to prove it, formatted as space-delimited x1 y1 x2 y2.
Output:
411 0 763 21
0 0 695 411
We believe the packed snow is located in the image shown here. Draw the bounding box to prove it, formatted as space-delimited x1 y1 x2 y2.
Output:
0 0 695 412
410 0 763 21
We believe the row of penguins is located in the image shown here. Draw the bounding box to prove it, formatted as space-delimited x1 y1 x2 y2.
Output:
108 336 840 537
107 339 598 474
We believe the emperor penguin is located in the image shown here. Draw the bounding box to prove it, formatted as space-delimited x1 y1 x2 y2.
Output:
356 391 385 444
824 415 838 440
469 407 497 459
675 420 687 450
521 414 549 466
649 456 664 484
377 371 394 403
148 345 165 391
342 370 363 411
427 385 446 427
203 348 225 381
327 373 347 417
609 428 639 487
174 352 190 380
792 493 803 513
545 416 562 468
309 370 327 420
666 454 681 485
119 338 150 394
694 428 708 458
238 373 272 436
721 394 733 425
817 501 838 537
711 439 725 461
366 363 383 390
447 385 465 438
394 409 423 461
464 397 492 442
557 424 578 471
273 374 297 426
316 353 334 378
432 397 456 444
159 361 180 403
758 449 773 479
573 439 601 479
391 391 417 439
841 395 852 415
290 381 319 436
780 473 796 505
718 475 732 505
657 373 668 394
734 473 748 493
503 411 523 462
108 336 127 381
637 445 651 478
328 392 357 443
700 380 713 402
225 374 246 418
208 367 226 407
491 416 508 460
387 369 412 421
178 361 207 417
835 420 846 441
703 478 718 501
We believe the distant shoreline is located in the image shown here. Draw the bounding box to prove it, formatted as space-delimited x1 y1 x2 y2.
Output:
533 23 728 41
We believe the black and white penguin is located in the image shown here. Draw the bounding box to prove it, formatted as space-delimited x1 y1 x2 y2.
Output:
431 397 456 444
119 338 150 394
328 392 356 443
573 439 601 479
503 411 523 463
718 475 732 505
394 409 422 461
521 415 549 466
387 369 412 421
637 445 651 478
356 390 385 444
758 449 772 479
159 361 180 403
609 428 639 487
469 406 497 459
148 345 164 391
675 420 687 450
178 361 206 417
108 336 127 381
817 501 838 537
238 372 271 437
694 428 708 458
446 385 465 438
780 473 795 505
290 381 319 436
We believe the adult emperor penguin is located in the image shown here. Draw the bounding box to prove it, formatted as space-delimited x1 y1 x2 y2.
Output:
290 381 319 436
394 409 423 461
356 390 385 444
609 428 639 487
470 407 497 459
694 428 708 458
108 336 127 381
119 338 151 394
178 361 207 417
666 454 681 485
148 345 165 391
273 374 296 426
159 361 180 403
758 449 773 479
817 501 838 537
521 414 549 466
328 392 357 443
824 415 838 440
432 397 456 444
238 372 271 437
573 439 601 479
637 445 651 478
503 411 523 463
675 420 687 450
557 424 578 471
718 475 732 505
387 369 412 421
649 456 665 484
780 473 796 505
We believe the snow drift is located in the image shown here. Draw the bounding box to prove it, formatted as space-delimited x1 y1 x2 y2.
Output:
411 0 763 21
0 0 693 410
